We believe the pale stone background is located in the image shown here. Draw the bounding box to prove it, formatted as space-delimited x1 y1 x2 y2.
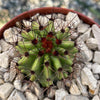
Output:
0 0 100 28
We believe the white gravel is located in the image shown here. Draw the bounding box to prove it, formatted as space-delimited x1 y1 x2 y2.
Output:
0 83 14 99
0 12 100 100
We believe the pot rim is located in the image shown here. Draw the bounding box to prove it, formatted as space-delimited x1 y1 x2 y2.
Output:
0 7 100 38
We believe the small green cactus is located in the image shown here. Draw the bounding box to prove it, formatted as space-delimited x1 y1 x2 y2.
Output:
16 20 78 87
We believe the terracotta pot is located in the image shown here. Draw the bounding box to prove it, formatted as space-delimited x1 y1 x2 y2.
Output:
0 7 100 38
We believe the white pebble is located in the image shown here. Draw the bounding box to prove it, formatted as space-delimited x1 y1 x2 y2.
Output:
55 88 68 100
76 77 88 96
0 83 14 99
64 95 89 100
23 20 32 28
92 24 100 50
66 12 80 28
92 63 100 74
93 51 100 64
0 51 9 68
38 15 49 26
70 81 81 95
86 38 98 50
14 80 22 91
79 41 93 61
4 72 10 82
25 91 38 100
92 95 100 100
0 39 12 52
3 27 21 43
77 23 90 33
81 67 97 90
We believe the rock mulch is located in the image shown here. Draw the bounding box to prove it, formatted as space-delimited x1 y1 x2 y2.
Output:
0 12 100 100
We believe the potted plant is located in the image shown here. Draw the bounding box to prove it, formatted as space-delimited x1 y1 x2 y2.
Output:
0 7 100 100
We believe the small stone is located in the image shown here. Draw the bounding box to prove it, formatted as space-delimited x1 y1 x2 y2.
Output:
16 73 24 81
0 83 14 99
47 87 56 98
28 0 39 5
16 21 22 28
66 12 80 28
57 81 65 89
4 72 10 82
0 51 9 68
91 63 100 74
65 80 71 87
77 41 93 61
46 14 51 19
63 95 89 100
15 90 26 100
14 79 22 91
0 67 8 72
76 77 88 96
70 81 81 95
8 90 26 100
85 62 92 69
8 89 26 100
7 89 16 100
23 20 31 28
33 82 43 99
89 83 100 95
0 39 12 52
74 53 85 62
55 88 68 100
12 57 20 63
92 95 100 100
86 38 98 50
9 61 17 82
6 47 18 58
0 79 4 85
38 15 49 26
72 63 82 78
45 0 53 7
54 19 67 32
63 0 70 7
94 75 99 80
77 28 91 42
3 27 21 43
70 32 78 40
25 91 38 100
22 83 29 92
53 1 60 6
92 24 100 50
57 13 65 20
77 23 90 33
93 51 100 64
31 13 39 21
44 98 51 100
81 67 97 90
52 13 58 20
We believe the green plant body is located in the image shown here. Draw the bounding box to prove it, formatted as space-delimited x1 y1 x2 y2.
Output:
16 20 78 87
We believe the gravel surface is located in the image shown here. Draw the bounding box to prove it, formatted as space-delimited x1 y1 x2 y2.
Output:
0 12 100 100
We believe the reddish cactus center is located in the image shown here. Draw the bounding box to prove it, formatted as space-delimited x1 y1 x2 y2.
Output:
41 37 53 53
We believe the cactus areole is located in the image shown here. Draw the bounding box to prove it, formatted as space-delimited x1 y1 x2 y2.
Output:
2 7 99 87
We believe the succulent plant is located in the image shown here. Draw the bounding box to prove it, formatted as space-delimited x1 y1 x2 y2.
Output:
15 18 78 87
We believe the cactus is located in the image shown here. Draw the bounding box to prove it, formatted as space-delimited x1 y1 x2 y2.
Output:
15 19 78 87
